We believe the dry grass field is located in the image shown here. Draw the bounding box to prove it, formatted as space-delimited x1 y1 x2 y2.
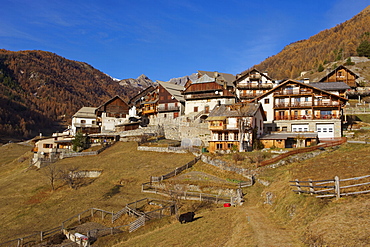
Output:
1 140 369 246
0 141 195 242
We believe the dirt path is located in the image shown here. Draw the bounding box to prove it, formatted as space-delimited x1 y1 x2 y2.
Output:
242 206 302 247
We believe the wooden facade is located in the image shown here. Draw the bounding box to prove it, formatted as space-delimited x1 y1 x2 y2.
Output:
157 81 184 119
272 81 345 121
96 95 130 118
234 68 275 101
250 79 348 139
319 65 359 88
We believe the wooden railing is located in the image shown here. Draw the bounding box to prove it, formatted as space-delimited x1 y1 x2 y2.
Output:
258 138 346 167
290 175 370 199
141 184 232 204
274 114 340 120
150 156 200 182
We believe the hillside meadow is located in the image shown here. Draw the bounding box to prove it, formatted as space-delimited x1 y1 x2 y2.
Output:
0 141 195 241
1 141 369 246
107 143 370 246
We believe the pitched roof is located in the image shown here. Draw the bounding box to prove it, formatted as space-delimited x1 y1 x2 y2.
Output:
183 81 235 98
319 65 359 82
197 70 235 87
249 79 348 103
208 102 265 119
96 95 128 112
73 107 97 118
309 81 351 91
128 86 156 105
157 81 185 102
235 68 273 82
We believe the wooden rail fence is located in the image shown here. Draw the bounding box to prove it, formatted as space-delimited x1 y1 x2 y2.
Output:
150 156 200 182
141 183 233 204
258 138 346 167
290 174 370 198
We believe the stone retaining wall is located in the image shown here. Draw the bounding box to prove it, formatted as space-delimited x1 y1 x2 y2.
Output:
137 146 188 153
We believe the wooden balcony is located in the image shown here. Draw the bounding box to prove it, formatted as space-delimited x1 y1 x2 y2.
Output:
274 101 340 109
275 114 340 120
209 124 226 131
158 105 180 112
142 108 157 114
185 92 226 100
274 89 312 96
237 83 273 89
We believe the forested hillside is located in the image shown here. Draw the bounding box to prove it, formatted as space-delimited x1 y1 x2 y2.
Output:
0 50 140 142
252 6 370 79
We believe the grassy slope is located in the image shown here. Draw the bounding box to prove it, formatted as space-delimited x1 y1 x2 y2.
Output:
1 142 369 246
254 143 370 246
0 142 195 241
109 143 370 247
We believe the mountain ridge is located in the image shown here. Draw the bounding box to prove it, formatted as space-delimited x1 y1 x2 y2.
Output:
251 5 370 79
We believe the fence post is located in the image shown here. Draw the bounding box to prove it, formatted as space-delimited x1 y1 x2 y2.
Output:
200 193 202 201
40 231 43 241
295 179 301 194
112 211 114 224
334 176 340 199
309 179 314 195
78 214 81 224
91 208 94 218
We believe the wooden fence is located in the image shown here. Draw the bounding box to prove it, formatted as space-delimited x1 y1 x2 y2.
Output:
258 138 347 167
290 174 370 198
141 183 232 204
61 143 112 159
150 156 200 182
0 226 61 247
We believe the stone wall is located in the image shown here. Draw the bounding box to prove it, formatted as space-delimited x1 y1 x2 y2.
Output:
118 117 210 146
137 146 188 153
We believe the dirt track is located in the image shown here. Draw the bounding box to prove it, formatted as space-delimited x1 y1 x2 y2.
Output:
242 206 301 247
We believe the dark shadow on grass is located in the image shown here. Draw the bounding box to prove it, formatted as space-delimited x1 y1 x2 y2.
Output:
193 216 203 222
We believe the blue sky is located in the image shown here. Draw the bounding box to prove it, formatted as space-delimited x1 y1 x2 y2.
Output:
1 1 369 81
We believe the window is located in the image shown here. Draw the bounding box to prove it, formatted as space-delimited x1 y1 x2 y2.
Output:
205 105 210 113
234 133 238 140
194 106 198 112
264 98 270 104
43 144 53 148
92 121 96 125
80 120 86 124
216 144 223 149
282 126 287 131
227 143 233 149
224 133 229 141
218 133 223 140
164 114 167 118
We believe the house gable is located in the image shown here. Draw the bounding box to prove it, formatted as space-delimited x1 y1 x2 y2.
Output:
96 95 129 118
319 65 359 88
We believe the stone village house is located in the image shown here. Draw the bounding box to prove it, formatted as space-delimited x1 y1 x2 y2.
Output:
207 103 266 152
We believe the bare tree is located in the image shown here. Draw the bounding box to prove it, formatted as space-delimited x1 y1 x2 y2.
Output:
42 164 59 191
59 166 81 189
